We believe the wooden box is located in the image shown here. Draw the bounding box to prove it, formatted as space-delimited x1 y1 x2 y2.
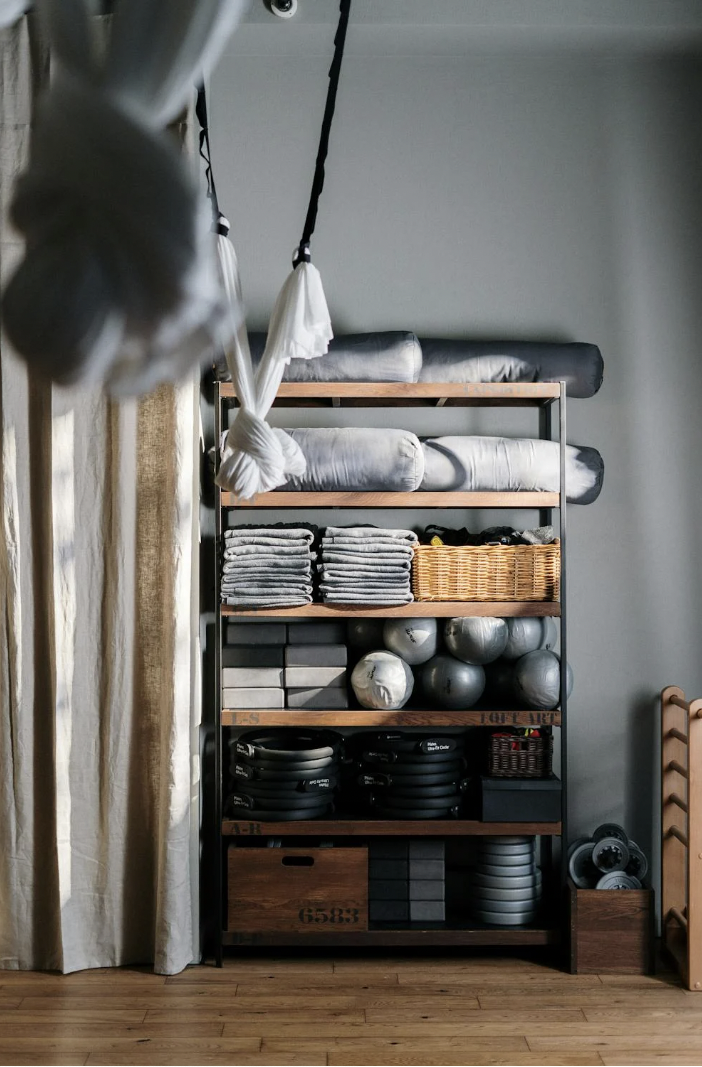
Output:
228 846 368 933
569 879 654 974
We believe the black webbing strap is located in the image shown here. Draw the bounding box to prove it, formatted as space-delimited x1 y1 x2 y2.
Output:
293 0 351 266
195 83 230 237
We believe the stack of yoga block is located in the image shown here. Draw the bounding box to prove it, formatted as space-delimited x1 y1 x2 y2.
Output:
369 839 446 922
222 622 349 710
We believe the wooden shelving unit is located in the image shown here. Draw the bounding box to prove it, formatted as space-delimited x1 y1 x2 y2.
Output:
221 708 561 727
222 819 562 838
222 602 560 618
207 378 568 963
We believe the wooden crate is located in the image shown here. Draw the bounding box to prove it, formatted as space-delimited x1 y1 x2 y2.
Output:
227 846 368 933
569 879 654 974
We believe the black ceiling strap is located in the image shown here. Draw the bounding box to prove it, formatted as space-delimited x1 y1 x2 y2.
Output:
293 0 351 266
195 83 230 237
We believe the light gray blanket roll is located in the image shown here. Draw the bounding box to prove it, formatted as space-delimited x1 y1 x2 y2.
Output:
249 331 421 383
420 436 604 504
283 428 424 492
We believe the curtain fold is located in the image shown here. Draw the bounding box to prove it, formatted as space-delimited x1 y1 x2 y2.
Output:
0 16 199 975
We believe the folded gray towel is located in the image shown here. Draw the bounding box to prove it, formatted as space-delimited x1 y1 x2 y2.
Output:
222 595 313 606
223 544 313 557
324 526 417 541
322 551 414 566
321 593 414 604
225 527 314 541
223 559 312 573
225 560 313 571
224 536 312 550
320 577 410 589
319 565 411 577
321 541 415 555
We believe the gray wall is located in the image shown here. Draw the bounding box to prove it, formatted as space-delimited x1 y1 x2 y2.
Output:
210 24 702 865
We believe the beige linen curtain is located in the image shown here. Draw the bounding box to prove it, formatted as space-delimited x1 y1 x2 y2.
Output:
0 17 200 974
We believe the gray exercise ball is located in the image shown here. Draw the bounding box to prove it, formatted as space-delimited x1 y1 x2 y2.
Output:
444 616 508 665
351 650 414 710
347 619 385 649
513 649 574 710
485 659 516 704
502 617 558 661
421 653 486 709
383 617 438 666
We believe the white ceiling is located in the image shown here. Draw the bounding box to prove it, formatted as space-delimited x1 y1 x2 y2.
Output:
224 0 702 55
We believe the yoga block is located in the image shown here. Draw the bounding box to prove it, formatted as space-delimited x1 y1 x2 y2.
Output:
222 688 284 709
284 666 347 688
369 879 409 901
222 647 284 668
568 879 654 974
370 840 409 860
287 622 347 644
285 644 348 667
409 840 445 860
369 900 409 922
369 859 409 880
226 622 286 645
409 880 445 901
409 860 444 880
286 688 349 710
409 900 445 922
222 667 284 688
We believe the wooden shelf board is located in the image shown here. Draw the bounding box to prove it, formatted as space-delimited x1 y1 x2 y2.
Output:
221 708 561 727
221 602 560 618
221 490 558 509
218 382 560 407
222 924 560 948
222 819 562 837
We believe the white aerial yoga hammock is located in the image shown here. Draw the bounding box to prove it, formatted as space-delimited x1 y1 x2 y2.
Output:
0 0 27 28
1 0 248 394
212 0 351 500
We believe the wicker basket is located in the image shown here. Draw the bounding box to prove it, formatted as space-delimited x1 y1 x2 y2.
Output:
412 541 560 602
488 731 553 778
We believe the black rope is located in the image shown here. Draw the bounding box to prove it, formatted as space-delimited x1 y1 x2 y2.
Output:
195 83 230 237
294 0 351 266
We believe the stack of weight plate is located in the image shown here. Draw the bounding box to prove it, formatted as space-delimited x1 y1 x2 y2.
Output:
225 729 343 821
568 822 648 889
469 836 542 925
345 732 467 819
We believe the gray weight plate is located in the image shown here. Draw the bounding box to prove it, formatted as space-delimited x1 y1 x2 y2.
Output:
477 843 535 856
473 870 542 890
593 822 628 844
469 884 543 903
469 894 542 912
592 836 629 873
472 908 538 925
469 883 541 900
596 872 642 890
626 841 649 882
475 852 536 867
480 836 534 846
568 841 598 888
476 862 538 878
567 836 591 860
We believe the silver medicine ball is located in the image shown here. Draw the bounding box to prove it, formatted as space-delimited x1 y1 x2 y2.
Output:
420 653 486 709
383 617 438 665
444 616 508 665
351 650 414 710
513 649 573 710
502 617 558 661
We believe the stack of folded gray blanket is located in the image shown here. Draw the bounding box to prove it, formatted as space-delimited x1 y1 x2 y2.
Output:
222 526 315 607
318 526 417 606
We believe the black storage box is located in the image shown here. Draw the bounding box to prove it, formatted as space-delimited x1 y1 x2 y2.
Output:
479 775 562 822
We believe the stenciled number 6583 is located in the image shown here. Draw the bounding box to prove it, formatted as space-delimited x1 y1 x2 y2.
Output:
298 907 360 924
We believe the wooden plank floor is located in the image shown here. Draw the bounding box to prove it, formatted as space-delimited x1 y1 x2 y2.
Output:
0 953 699 1065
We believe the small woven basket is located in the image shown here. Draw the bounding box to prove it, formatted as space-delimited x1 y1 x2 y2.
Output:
488 732 553 778
412 541 560 602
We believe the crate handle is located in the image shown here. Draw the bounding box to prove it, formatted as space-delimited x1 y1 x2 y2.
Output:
282 855 314 867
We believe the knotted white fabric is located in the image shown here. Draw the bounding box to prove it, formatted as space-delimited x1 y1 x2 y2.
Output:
0 0 26 28
1 0 247 394
215 233 333 500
